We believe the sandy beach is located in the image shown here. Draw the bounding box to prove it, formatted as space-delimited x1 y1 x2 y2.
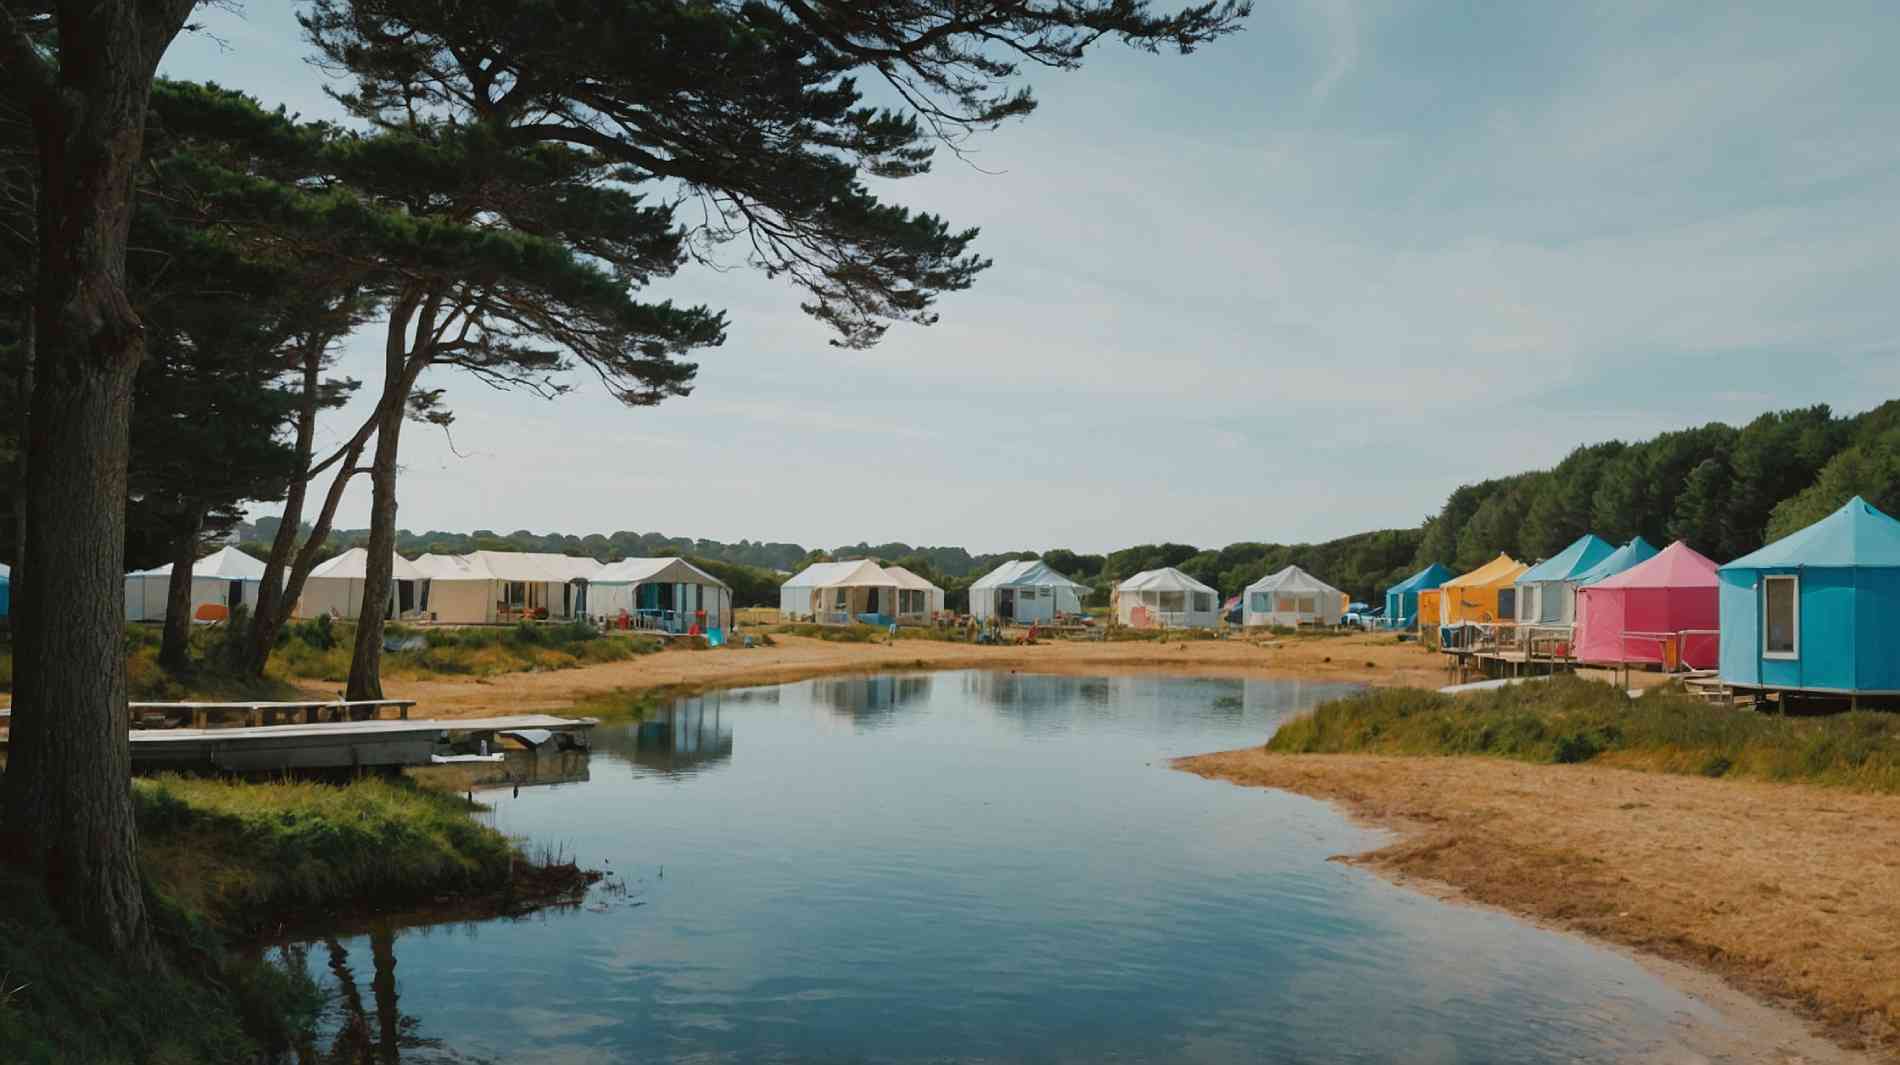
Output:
1175 749 1900 1061
355 629 1659 718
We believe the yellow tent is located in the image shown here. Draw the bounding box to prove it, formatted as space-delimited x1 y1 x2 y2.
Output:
1439 553 1527 624
1416 588 1443 647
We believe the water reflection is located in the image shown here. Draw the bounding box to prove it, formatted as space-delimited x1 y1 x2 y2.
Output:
302 926 451 1065
593 696 735 777
809 673 933 726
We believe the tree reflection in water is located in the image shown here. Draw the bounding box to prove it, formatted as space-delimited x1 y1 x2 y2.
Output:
809 674 933 726
309 924 448 1065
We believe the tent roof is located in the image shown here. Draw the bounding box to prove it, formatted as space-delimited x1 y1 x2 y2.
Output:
411 553 496 580
1517 534 1616 584
1585 541 1719 591
1721 496 1900 570
309 548 424 581
1574 536 1660 586
882 565 943 593
464 550 603 582
782 559 896 589
131 545 267 580
1117 567 1216 595
594 556 729 589
1244 564 1343 597
1443 553 1526 589
970 559 1086 591
1388 563 1451 595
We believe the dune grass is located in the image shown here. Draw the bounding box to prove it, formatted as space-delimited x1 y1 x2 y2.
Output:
1267 674 1900 792
268 617 664 684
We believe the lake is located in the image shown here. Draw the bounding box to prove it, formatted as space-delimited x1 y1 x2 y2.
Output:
293 672 1728 1063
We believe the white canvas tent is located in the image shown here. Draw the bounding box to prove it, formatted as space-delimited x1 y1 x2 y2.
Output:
589 557 734 632
1114 567 1219 629
1243 565 1346 628
969 559 1087 623
125 545 267 623
295 549 425 620
408 551 603 623
882 565 945 622
778 560 905 624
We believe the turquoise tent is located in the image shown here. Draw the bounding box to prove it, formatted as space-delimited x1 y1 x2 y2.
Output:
1383 563 1450 630
1718 496 1900 696
1573 536 1659 586
1514 533 1615 624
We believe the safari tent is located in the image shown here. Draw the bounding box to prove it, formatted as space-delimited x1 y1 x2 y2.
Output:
1573 542 1720 669
1514 534 1615 625
1242 565 1345 627
1114 567 1219 629
409 551 602 623
589 557 733 633
883 565 946 623
1382 563 1450 630
1438 553 1527 626
968 559 1088 623
295 549 425 620
125 546 268 623
1718 496 1900 696
778 560 904 625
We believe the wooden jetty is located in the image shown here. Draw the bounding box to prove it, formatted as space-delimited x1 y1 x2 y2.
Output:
0 706 596 775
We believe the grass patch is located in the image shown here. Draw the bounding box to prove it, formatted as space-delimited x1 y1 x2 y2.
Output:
0 773 542 1064
1103 626 1223 642
1267 674 1900 792
267 619 665 684
774 622 889 643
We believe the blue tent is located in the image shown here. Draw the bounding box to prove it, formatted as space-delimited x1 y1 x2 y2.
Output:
1382 563 1450 630
1514 533 1615 624
0 561 9 617
1573 536 1659 586
1718 496 1900 695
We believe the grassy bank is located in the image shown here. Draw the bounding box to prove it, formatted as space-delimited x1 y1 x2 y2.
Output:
1268 675 1900 792
273 617 664 684
1 774 586 1064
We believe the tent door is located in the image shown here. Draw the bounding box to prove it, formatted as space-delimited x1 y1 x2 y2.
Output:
563 583 572 617
865 588 880 615
999 589 1015 620
228 580 243 610
573 582 588 617
398 580 415 614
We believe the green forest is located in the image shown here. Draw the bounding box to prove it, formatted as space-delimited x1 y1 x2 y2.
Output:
248 399 1900 609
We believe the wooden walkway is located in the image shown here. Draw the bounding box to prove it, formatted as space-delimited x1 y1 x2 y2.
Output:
0 711 596 774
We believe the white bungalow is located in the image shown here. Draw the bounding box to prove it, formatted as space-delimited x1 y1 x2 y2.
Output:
125 545 267 623
1242 564 1346 628
295 549 426 620
589 557 734 633
969 559 1089 623
1113 567 1219 629
410 551 603 623
778 560 907 625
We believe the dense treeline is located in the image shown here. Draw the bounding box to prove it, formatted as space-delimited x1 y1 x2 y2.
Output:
249 400 1900 609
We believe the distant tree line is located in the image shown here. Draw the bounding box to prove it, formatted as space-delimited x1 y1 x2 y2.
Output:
236 400 1900 609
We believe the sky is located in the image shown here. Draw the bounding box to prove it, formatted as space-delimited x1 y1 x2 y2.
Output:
159 2 1900 554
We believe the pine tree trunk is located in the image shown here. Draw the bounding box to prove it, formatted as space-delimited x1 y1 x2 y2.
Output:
0 0 198 969
248 334 325 674
10 309 30 599
157 509 201 671
345 391 405 702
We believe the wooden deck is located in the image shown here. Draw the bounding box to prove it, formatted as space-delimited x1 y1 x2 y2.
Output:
0 712 597 775
129 698 417 729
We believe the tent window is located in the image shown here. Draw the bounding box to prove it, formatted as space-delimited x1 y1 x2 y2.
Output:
505 581 527 607
1158 591 1186 612
1296 595 1317 615
1763 576 1798 658
1521 585 1538 621
1192 592 1213 613
834 588 848 611
1251 593 1271 613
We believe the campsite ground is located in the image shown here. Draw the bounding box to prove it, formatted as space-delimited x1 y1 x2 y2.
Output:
326 627 1665 718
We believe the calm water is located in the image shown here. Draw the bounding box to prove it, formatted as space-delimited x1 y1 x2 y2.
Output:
295 672 1725 1064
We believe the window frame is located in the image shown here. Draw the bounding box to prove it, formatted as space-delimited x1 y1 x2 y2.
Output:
1762 575 1800 660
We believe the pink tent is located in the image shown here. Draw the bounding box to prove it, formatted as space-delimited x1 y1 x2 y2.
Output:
1574 542 1721 669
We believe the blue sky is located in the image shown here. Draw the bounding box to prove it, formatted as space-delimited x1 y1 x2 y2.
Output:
160 2 1900 553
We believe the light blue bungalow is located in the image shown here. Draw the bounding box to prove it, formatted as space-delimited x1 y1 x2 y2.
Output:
1572 535 1659 587
1514 533 1615 626
1718 496 1900 698
1383 563 1450 630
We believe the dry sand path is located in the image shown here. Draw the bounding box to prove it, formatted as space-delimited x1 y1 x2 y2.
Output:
1176 750 1900 1062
